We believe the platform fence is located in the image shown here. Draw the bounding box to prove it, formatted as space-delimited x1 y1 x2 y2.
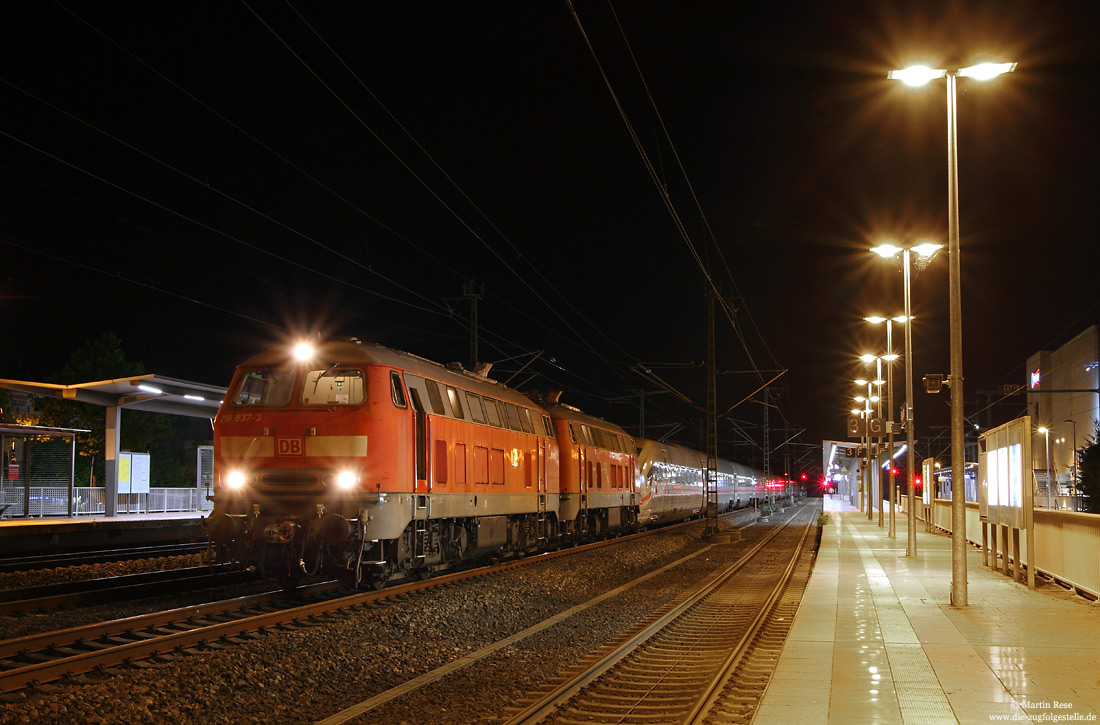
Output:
0 486 213 518
900 497 1100 600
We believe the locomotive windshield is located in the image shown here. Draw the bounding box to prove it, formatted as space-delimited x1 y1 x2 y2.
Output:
301 367 365 406
233 368 295 406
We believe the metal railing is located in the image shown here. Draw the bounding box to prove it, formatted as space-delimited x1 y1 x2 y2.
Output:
904 496 1100 599
0 487 213 518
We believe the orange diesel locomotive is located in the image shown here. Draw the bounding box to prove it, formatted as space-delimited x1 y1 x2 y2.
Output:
205 338 764 588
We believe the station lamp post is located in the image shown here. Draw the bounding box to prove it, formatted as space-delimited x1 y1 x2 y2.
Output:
866 316 906 538
1038 426 1052 508
1065 418 1078 510
871 243 941 556
889 60 1015 603
860 353 889 528
854 383 878 517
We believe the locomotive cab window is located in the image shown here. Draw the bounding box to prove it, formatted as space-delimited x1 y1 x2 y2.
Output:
301 368 365 405
233 368 295 407
390 371 407 408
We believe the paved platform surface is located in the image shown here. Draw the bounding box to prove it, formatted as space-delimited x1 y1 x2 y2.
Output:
755 496 1100 724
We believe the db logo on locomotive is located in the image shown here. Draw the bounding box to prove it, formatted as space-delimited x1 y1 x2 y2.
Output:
276 437 304 456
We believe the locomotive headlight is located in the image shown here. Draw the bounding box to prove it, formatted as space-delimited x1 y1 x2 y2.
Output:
336 470 358 489
293 342 314 361
226 471 247 490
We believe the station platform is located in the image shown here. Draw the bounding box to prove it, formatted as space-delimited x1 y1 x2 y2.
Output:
756 496 1100 724
0 511 206 554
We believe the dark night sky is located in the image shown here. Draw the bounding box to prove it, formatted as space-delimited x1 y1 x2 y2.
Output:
3 1 1100 477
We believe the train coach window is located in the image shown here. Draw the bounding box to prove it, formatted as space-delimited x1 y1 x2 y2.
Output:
446 387 464 419
390 371 407 408
234 368 295 407
302 368 365 405
465 392 486 423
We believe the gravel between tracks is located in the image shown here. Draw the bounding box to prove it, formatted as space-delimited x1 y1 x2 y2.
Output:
0 514 782 725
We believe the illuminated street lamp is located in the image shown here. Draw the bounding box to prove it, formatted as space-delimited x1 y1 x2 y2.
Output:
889 60 1015 605
866 315 906 538
871 243 941 556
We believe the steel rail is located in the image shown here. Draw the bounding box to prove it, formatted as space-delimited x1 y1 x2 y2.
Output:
0 510 756 694
0 543 207 573
502 506 812 723
0 565 249 615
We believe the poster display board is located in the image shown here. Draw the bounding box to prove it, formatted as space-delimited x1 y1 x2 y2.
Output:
979 417 1031 530
119 451 151 495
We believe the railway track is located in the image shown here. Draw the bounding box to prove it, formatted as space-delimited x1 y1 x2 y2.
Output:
310 506 799 724
501 505 817 724
0 543 208 573
0 511 757 695
0 565 254 615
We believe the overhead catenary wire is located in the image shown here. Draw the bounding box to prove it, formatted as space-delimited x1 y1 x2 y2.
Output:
242 1 639 388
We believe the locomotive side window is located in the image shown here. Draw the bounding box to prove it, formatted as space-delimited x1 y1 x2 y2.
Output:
301 368 365 405
543 416 554 437
579 424 594 446
503 403 523 431
518 408 535 434
465 393 486 423
424 380 445 415
446 386 464 419
390 371 407 408
233 368 295 406
567 423 577 444
484 399 502 427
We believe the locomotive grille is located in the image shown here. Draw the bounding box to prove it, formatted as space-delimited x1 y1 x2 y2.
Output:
259 470 324 491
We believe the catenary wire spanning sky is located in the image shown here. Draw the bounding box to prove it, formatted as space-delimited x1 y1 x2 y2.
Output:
2 1 1099 475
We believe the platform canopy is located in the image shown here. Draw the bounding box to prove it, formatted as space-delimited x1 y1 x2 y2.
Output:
0 374 225 418
0 374 226 516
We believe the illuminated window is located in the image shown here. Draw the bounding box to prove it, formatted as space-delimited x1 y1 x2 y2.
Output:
446 387 464 419
301 368 365 406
